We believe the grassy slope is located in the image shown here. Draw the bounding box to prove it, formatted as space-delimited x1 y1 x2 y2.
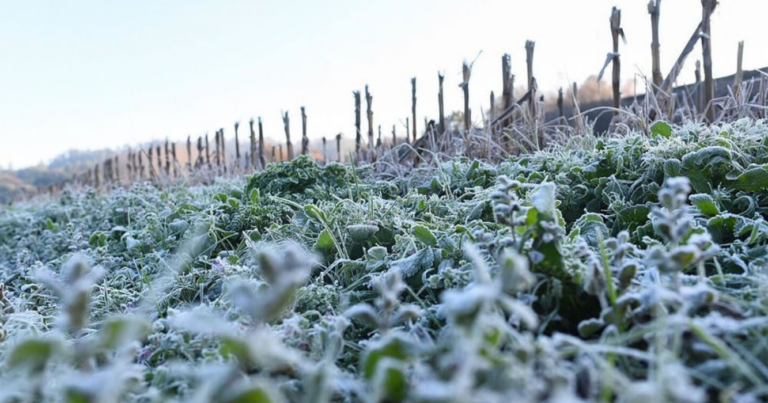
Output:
1 120 768 401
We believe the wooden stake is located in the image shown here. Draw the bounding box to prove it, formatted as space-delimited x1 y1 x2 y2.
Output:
526 40 536 119
271 145 276 163
365 86 374 155
501 54 513 126
148 146 154 179
249 119 256 168
301 107 309 156
258 117 265 169
701 0 715 122
234 121 241 168
171 143 177 177
322 137 327 165
353 91 361 161
406 117 410 144
557 87 564 118
734 41 744 100
391 125 396 148
220 128 226 173
281 111 292 160
490 91 496 133
186 136 192 172
205 133 210 167
156 144 162 174
336 133 342 162
695 60 703 114
196 136 203 169
411 78 417 143
438 72 445 134
649 0 662 88
610 7 622 116
215 130 221 167
164 139 170 176
462 61 471 132
278 144 283 162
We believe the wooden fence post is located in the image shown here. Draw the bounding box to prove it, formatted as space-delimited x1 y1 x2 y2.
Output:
501 54 513 127
322 137 327 164
557 88 564 119
649 0 662 88
171 143 177 177
205 133 211 167
411 78 417 143
249 119 256 168
220 128 226 172
353 91 361 162
271 145 276 163
461 61 471 132
406 117 410 144
148 146 155 179
301 107 309 156
695 60 703 114
282 112 292 160
365 86 374 153
391 125 396 148
234 121 241 169
734 41 745 100
278 144 283 162
114 156 120 182
438 72 445 134
258 117 265 169
215 130 221 168
701 0 715 122
156 144 162 175
196 136 203 169
164 139 170 176
526 40 536 119
610 7 622 116
490 91 496 133
336 133 342 162
187 136 192 172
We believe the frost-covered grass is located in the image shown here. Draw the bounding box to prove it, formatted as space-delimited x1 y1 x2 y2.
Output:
2 120 768 402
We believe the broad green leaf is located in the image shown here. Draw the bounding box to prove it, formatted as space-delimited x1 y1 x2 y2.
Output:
7 338 60 373
363 334 409 379
650 120 673 138
728 168 768 192
412 225 437 247
689 194 719 217
314 229 336 253
530 182 557 220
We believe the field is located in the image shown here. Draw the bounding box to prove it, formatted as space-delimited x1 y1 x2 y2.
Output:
1 117 768 402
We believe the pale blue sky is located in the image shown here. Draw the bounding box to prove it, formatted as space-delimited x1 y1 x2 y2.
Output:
1 0 766 169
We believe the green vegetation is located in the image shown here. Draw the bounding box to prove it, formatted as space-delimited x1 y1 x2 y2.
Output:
2 120 768 401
